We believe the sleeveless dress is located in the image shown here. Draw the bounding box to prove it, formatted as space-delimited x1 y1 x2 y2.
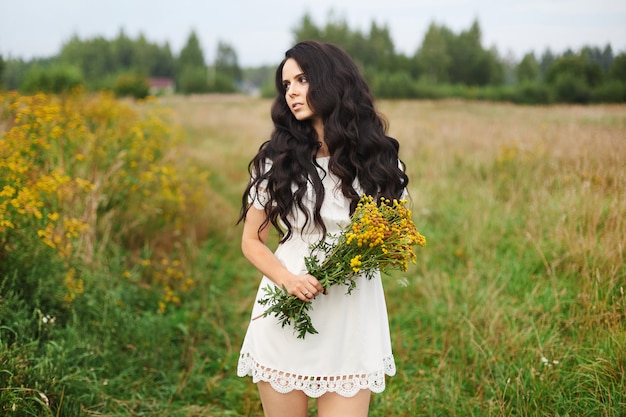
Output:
237 156 396 398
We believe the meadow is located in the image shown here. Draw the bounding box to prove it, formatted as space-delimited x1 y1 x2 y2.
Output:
1 92 625 416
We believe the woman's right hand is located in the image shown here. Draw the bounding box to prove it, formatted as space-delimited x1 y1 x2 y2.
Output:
285 273 325 301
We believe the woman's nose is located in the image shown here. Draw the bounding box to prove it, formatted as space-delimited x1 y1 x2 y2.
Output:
289 84 301 96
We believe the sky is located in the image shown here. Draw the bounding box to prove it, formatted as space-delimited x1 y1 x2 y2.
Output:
1 0 625 66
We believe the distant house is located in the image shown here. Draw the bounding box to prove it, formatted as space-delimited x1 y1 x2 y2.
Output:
148 77 175 96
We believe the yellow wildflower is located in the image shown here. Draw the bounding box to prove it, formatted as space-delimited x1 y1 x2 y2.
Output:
260 194 427 338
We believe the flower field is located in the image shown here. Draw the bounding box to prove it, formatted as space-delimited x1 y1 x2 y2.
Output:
1 93 624 416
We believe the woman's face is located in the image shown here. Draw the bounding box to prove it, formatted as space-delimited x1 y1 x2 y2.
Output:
282 58 317 122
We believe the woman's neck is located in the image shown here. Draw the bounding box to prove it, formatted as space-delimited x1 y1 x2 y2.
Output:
312 118 329 157
316 140 330 158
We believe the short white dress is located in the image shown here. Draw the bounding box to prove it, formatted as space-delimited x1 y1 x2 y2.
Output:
237 156 396 398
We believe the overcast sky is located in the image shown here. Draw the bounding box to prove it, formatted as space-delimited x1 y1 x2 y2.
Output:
1 0 625 66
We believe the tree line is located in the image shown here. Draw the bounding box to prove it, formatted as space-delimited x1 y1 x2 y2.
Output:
289 13 625 104
1 13 625 103
0 29 242 98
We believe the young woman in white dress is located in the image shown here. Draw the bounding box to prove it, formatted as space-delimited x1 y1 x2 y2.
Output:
237 41 409 417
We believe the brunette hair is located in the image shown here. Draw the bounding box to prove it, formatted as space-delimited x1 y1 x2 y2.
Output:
239 40 408 242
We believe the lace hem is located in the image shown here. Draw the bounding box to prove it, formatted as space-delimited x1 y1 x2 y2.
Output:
237 352 396 398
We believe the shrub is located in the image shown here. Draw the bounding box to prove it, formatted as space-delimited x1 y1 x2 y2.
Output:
552 73 591 103
513 81 553 104
412 80 446 99
591 80 626 103
113 72 150 99
372 71 416 99
20 65 83 94
0 90 211 318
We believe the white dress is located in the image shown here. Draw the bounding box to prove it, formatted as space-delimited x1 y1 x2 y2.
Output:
237 156 396 398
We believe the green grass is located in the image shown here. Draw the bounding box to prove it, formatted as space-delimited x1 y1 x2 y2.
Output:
1 96 625 416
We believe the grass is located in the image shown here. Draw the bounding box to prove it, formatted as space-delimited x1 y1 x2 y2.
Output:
1 94 625 416
167 96 625 416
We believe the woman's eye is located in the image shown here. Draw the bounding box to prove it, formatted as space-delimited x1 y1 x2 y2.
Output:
283 82 290 90
299 76 308 83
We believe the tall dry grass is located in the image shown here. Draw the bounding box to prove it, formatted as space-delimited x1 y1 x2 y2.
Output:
166 95 625 415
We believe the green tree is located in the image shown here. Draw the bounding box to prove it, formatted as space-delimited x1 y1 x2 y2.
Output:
447 20 480 84
445 20 502 86
364 22 395 72
292 12 322 41
546 54 604 88
516 52 540 83
600 45 614 72
485 47 505 85
177 31 208 93
318 11 353 49
147 42 176 77
539 49 555 80
415 23 452 83
582 44 614 73
213 40 241 88
178 31 206 68
292 11 368 70
58 32 176 90
113 29 135 69
60 35 116 85
609 53 626 81
110 30 175 77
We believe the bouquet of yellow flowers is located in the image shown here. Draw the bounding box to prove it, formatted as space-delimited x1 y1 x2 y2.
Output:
258 195 426 339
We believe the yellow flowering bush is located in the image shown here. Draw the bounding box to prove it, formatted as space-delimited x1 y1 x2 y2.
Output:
0 90 209 312
0 92 92 307
259 195 426 338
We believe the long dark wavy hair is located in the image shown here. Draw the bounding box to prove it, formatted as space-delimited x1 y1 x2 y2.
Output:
239 40 409 242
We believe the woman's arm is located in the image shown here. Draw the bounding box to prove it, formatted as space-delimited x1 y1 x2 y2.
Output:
241 206 323 300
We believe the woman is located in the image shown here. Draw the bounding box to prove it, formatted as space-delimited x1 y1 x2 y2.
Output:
237 41 409 417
